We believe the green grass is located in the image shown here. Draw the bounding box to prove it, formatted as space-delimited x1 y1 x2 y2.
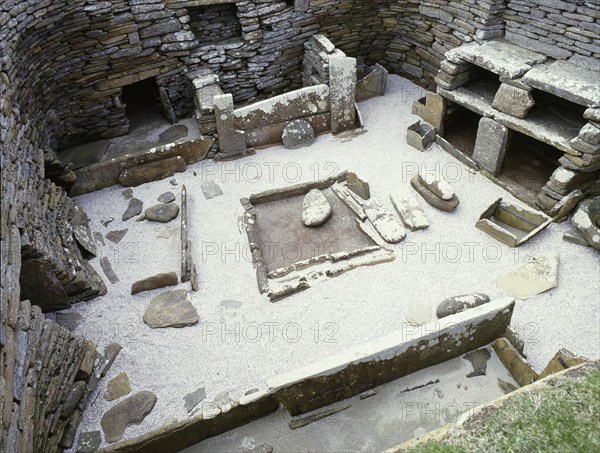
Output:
406 368 600 453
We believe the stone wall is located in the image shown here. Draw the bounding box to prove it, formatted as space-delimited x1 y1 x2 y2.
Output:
503 0 600 69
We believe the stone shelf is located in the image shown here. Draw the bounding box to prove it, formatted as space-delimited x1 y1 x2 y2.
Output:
437 79 498 118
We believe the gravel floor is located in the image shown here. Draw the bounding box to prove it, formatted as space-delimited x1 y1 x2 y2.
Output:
64 75 599 450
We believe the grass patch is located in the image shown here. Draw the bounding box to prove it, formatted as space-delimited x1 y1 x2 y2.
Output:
406 367 600 453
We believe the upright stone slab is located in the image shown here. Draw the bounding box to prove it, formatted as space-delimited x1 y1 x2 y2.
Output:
329 55 357 134
422 93 446 133
214 94 247 155
473 118 510 176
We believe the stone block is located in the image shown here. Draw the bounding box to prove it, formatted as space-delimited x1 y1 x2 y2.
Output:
473 118 510 175
492 83 535 118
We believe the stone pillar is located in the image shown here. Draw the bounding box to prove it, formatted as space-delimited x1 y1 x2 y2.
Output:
422 93 446 134
473 118 511 176
214 93 247 155
329 55 357 135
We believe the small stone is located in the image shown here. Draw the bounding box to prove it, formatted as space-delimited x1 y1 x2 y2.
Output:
143 289 199 328
100 391 156 443
105 229 128 244
100 257 119 284
170 179 178 186
101 217 114 227
201 180 223 200
77 431 101 453
157 226 177 239
121 188 133 200
497 254 559 300
104 372 131 401
158 191 176 203
93 232 105 246
131 272 178 295
346 172 370 199
390 187 429 231
184 387 206 412
436 293 490 318
363 197 406 243
122 198 143 221
579 123 600 145
302 189 332 227
145 203 179 223
282 119 315 149
411 175 459 212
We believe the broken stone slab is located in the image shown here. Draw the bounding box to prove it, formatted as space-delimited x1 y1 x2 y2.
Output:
436 293 490 319
422 93 446 133
143 289 199 328
100 257 119 284
311 34 335 54
101 390 157 443
282 119 315 149
158 192 175 203
122 198 143 221
492 83 535 119
104 372 131 401
497 254 559 300
523 60 600 108
105 229 128 244
473 117 510 176
563 229 592 247
572 196 600 250
410 175 459 212
331 185 367 220
145 203 180 223
119 156 186 187
131 272 178 295
547 189 584 220
289 404 351 430
390 187 429 231
446 40 547 79
330 55 357 134
77 431 101 453
201 180 224 200
184 387 206 413
406 121 436 151
346 172 370 200
363 198 406 243
302 189 332 227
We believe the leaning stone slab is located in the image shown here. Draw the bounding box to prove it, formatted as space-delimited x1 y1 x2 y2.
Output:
302 189 332 227
346 172 370 200
119 156 186 187
131 272 178 295
268 297 515 415
572 196 600 250
523 60 600 108
410 175 459 212
390 187 429 231
446 40 547 79
101 390 157 443
363 198 406 243
492 338 538 386
143 289 199 328
473 117 510 176
436 294 490 319
492 83 534 119
497 254 559 300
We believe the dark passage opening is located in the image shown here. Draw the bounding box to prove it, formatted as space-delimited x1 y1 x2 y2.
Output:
497 130 563 199
122 77 163 131
443 103 480 157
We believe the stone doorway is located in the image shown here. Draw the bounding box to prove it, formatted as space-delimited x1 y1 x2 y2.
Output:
122 77 173 131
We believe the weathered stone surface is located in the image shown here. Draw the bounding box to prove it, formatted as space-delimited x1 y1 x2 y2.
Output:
104 372 131 401
131 272 178 295
330 55 357 134
492 83 535 118
119 156 186 187
463 348 492 378
77 431 101 453
578 123 600 145
572 196 600 250
302 189 332 227
473 117 510 176
497 254 559 300
390 187 429 231
19 259 70 312
143 289 199 328
105 229 128 244
411 176 459 212
215 93 247 154
547 190 584 220
356 63 388 102
563 229 591 247
346 172 370 200
100 257 119 284
437 294 491 319
406 121 436 151
184 387 206 413
121 188 133 200
201 180 223 200
159 125 188 144
145 203 180 223
282 119 315 149
363 198 406 243
446 40 547 79
122 198 143 221
101 391 157 443
523 60 600 108
61 381 86 418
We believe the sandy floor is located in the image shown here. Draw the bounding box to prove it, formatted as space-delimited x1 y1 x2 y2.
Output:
63 75 599 449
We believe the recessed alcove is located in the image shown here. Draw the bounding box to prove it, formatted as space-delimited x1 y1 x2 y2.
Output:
122 77 164 131
442 103 481 157
188 3 242 45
